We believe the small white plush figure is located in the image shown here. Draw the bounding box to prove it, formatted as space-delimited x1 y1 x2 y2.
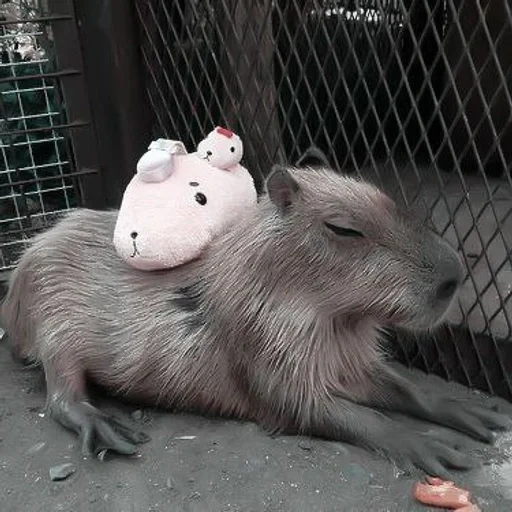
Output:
136 139 187 183
113 127 257 271
196 126 243 169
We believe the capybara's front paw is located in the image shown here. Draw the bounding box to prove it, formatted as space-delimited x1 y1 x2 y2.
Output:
392 431 477 479
435 398 512 443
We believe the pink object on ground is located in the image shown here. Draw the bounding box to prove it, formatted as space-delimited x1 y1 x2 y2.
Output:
413 478 473 510
113 129 257 271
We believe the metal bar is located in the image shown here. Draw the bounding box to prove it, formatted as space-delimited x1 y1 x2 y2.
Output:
46 0 104 209
0 68 81 84
69 0 152 208
0 214 73 238
0 15 73 26
0 120 90 137
0 168 99 190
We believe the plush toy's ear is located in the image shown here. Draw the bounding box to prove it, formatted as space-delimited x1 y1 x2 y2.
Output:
266 165 300 212
137 150 173 183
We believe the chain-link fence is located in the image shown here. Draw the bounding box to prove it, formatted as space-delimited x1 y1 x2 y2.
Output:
135 0 512 397
0 0 100 271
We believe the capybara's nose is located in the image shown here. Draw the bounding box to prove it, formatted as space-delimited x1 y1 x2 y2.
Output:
436 278 459 301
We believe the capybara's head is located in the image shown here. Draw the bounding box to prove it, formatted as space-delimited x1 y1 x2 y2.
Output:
264 165 463 330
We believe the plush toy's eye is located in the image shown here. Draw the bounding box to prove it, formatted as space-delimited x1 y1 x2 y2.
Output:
230 147 235 153
195 192 207 206
325 222 363 238
189 181 199 187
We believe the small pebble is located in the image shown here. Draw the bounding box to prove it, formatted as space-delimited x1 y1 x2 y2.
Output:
166 478 174 490
97 450 108 461
49 463 76 481
131 410 143 421
189 491 201 500
0 328 5 340
298 440 313 451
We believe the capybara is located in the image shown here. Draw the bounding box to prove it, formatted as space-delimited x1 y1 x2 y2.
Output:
2 165 509 476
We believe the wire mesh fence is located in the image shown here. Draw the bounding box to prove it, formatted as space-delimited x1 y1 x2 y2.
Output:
0 0 84 270
135 0 512 396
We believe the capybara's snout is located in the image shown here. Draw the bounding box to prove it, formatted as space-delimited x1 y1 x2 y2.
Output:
402 230 464 330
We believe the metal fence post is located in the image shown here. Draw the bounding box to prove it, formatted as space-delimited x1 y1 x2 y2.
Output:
72 0 152 208
48 0 104 209
220 0 285 190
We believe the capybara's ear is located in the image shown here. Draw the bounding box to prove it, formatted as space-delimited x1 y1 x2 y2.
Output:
296 146 331 168
266 165 300 213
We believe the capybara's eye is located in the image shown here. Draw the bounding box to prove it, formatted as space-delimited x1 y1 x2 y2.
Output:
195 193 207 206
230 147 235 153
325 222 363 238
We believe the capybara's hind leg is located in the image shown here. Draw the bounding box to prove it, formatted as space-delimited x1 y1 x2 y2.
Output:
44 354 149 457
9 338 39 367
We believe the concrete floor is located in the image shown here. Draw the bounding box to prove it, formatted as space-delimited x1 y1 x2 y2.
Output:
1 340 512 512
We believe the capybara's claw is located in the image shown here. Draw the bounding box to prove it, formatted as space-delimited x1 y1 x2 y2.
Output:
49 398 147 458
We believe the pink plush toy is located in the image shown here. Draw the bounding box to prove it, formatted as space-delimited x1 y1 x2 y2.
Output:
113 127 257 271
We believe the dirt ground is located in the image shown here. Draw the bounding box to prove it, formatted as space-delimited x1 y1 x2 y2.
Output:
1 338 512 512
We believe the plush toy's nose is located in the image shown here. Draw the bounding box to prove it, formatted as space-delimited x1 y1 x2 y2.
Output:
131 231 138 239
206 151 213 156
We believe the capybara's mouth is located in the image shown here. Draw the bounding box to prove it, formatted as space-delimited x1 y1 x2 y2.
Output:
383 304 410 328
